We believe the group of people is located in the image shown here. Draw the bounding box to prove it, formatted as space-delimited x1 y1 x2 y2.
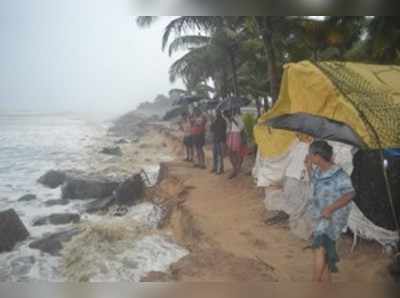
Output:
181 108 356 282
179 107 247 179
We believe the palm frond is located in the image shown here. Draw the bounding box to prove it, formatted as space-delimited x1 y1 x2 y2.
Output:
136 16 158 27
168 35 211 56
162 17 222 51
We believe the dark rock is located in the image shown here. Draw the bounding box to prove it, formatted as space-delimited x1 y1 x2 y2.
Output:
110 206 128 217
29 228 80 256
389 253 400 283
32 213 80 226
61 174 120 200
18 194 37 202
114 174 145 206
100 146 122 156
10 256 35 276
115 138 129 144
157 163 169 184
0 209 30 253
84 196 115 213
44 199 70 207
264 211 289 225
140 271 172 282
38 170 67 188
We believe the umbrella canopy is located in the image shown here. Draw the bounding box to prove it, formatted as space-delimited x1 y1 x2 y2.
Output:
162 105 188 121
258 61 400 152
267 113 366 148
254 60 400 234
173 95 203 106
204 99 220 110
216 96 251 112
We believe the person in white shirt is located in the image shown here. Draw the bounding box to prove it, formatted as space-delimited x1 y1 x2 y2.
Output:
224 108 246 179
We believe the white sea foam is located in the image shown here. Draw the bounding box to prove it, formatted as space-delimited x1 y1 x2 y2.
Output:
0 114 186 281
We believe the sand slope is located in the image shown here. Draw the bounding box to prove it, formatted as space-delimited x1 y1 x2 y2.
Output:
150 149 391 282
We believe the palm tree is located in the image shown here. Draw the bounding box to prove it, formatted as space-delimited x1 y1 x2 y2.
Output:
137 16 248 97
251 17 286 104
352 17 400 64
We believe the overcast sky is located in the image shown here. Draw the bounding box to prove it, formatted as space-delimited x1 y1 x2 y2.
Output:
0 0 182 115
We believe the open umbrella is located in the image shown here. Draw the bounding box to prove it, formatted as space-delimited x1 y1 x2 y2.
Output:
259 61 400 241
216 96 251 112
266 112 366 148
204 99 221 111
173 95 203 106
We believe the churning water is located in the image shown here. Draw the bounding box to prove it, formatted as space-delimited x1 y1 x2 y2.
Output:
0 113 187 281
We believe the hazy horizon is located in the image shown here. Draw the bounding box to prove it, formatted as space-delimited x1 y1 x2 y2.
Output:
0 1 183 115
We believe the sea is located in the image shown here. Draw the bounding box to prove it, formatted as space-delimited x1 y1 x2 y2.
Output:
0 113 187 282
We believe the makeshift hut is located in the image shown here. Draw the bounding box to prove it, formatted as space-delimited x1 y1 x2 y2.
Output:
253 60 400 247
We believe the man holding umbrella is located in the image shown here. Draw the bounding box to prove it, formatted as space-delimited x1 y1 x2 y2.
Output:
305 140 355 282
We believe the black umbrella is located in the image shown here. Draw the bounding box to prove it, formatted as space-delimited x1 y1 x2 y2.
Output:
266 112 366 148
216 96 251 112
173 95 203 106
205 99 221 110
162 105 188 121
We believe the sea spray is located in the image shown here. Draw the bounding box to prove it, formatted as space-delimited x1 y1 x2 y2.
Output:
0 113 184 281
61 204 188 282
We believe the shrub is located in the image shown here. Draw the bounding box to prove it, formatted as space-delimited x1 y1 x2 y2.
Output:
242 113 257 144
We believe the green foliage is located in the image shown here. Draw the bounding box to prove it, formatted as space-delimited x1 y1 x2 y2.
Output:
242 113 257 144
137 16 400 112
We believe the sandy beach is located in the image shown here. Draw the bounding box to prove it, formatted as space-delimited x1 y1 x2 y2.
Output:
141 121 393 282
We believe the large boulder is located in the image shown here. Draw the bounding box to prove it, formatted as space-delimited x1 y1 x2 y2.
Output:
84 196 115 213
44 199 70 207
0 209 30 253
37 170 67 188
29 228 80 256
114 174 145 206
32 213 80 226
18 194 37 202
61 174 120 200
100 146 122 156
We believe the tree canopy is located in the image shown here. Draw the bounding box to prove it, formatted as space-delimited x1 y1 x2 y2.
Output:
137 16 400 112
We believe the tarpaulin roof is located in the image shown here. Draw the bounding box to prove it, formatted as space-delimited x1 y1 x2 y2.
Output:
255 61 400 158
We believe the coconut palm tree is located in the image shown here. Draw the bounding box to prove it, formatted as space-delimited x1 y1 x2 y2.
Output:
347 17 400 64
137 16 247 97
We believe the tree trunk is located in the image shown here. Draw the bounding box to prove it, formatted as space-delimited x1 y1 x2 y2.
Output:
228 49 239 97
255 97 262 118
260 18 279 105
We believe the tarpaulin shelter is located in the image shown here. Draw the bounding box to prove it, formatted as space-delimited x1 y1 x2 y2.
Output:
254 60 400 243
257 60 400 152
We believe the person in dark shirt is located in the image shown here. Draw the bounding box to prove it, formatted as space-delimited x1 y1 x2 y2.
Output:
210 110 227 174
191 107 207 168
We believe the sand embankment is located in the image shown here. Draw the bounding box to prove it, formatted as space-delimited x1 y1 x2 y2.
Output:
144 123 392 282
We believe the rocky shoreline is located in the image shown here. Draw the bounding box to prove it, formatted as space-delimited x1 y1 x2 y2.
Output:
1 112 393 282
0 112 189 281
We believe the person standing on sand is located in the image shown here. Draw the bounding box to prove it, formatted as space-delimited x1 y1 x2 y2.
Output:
304 140 355 282
225 108 246 179
179 112 193 162
191 107 207 169
210 110 227 175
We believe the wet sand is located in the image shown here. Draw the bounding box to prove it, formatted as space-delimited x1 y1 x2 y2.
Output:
145 123 392 282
